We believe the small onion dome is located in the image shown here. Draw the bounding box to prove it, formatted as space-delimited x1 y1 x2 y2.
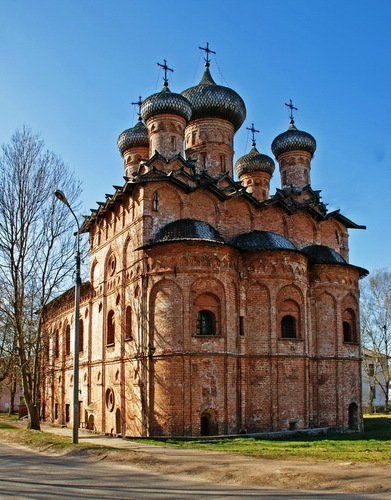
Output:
301 244 346 265
117 120 149 156
271 119 316 158
141 86 192 123
230 230 296 251
235 146 275 178
152 219 225 244
181 66 246 131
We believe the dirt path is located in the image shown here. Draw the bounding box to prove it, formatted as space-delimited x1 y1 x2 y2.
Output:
2 422 390 497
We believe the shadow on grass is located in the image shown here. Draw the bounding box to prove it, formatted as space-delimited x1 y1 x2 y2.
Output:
0 422 20 431
151 416 391 447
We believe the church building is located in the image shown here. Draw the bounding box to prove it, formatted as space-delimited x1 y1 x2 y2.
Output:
43 47 367 437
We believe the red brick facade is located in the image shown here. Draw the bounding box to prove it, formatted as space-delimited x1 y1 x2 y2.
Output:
42 62 366 437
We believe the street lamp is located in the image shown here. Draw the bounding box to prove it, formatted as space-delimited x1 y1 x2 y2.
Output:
54 190 81 444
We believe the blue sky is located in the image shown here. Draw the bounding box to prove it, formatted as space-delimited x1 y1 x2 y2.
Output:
1 0 390 273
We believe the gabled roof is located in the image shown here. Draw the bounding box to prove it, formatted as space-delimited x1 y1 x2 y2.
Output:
81 154 365 234
326 210 366 229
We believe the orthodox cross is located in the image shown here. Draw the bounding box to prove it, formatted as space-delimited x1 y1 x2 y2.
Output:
285 99 298 122
199 42 216 67
246 123 259 147
131 96 143 121
157 59 173 86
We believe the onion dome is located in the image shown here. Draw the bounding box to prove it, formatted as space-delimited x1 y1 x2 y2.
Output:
235 146 275 177
152 219 225 244
141 86 192 123
181 65 246 131
302 244 346 264
117 119 149 156
230 230 296 251
271 119 316 158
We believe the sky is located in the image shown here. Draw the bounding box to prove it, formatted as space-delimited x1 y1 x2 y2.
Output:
1 0 390 274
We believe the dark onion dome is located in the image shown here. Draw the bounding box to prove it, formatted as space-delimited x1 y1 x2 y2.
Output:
235 146 275 177
271 119 316 158
141 86 192 122
301 244 347 265
152 219 225 244
230 230 296 251
181 65 246 131
117 120 149 156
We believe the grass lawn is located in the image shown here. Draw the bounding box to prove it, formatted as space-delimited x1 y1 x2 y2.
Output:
0 414 389 463
139 415 391 463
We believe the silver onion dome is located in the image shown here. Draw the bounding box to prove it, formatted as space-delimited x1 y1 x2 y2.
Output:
271 120 316 158
235 146 275 177
181 66 246 131
141 86 192 122
117 120 149 156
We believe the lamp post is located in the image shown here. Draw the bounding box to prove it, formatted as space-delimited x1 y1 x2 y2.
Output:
54 190 81 444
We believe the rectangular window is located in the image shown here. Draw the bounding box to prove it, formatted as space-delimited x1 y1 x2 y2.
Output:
65 404 70 423
54 403 58 420
368 364 375 377
239 316 245 336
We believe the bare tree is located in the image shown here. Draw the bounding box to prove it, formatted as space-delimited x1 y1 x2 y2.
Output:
0 127 80 429
360 269 391 409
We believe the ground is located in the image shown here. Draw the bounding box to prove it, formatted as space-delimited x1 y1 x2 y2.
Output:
0 418 390 497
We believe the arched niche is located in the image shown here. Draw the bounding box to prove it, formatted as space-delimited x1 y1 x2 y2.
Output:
245 282 271 347
149 279 184 352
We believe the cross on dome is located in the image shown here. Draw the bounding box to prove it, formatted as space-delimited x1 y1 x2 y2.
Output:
131 96 143 121
285 99 298 124
199 42 216 67
246 123 260 147
157 59 174 86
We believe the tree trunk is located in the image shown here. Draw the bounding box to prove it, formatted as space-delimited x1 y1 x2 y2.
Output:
27 403 41 430
8 378 17 415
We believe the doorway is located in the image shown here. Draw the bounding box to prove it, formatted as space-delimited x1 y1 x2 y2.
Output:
200 409 217 436
115 408 121 436
348 402 359 430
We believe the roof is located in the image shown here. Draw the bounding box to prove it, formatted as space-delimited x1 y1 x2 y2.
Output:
230 230 297 251
150 219 225 245
302 244 346 264
80 153 365 236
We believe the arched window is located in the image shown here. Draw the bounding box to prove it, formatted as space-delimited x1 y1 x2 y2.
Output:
107 310 115 346
220 154 226 172
194 292 220 337
79 319 84 353
125 306 132 340
65 325 71 355
281 315 297 339
197 310 216 336
342 309 357 343
343 321 352 342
